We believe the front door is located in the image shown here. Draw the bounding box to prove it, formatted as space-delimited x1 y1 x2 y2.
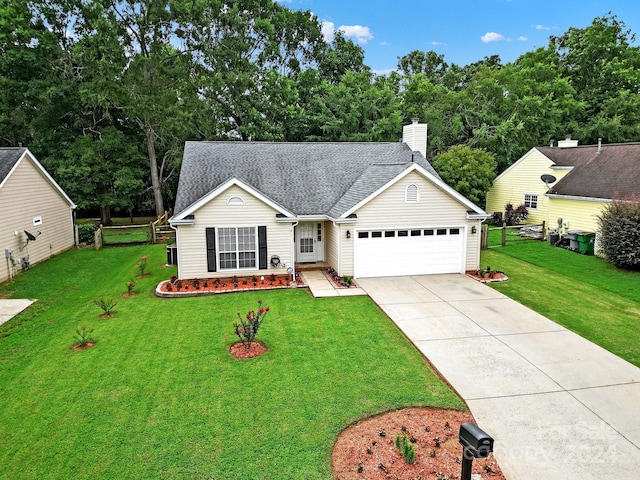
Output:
296 222 316 263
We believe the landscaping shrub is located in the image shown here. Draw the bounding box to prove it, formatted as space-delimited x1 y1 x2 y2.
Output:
395 432 416 464
78 223 97 244
233 300 270 348
597 196 640 270
503 203 528 226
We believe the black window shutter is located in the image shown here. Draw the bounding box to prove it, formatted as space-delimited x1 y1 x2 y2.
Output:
206 228 217 272
258 226 267 269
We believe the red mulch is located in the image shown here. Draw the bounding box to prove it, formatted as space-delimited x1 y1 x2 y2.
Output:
229 341 267 359
332 407 505 480
466 270 508 283
71 342 96 351
98 313 116 318
160 274 303 294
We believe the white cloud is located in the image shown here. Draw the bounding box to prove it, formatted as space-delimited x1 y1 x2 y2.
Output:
373 68 395 76
534 24 552 30
321 21 335 42
481 32 505 43
380 41 390 46
430 41 446 46
321 21 374 45
518 36 528 41
338 25 374 44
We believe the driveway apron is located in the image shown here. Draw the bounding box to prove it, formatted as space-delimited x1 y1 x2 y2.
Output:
358 274 640 480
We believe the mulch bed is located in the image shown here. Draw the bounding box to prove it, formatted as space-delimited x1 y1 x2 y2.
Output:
332 407 505 480
229 341 267 359
157 274 305 297
466 270 508 283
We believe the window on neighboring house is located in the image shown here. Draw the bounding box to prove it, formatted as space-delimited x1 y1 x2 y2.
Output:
405 184 419 203
218 227 256 269
524 194 538 209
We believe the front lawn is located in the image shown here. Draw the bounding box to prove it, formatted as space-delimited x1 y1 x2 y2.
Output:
482 241 640 367
0 245 462 479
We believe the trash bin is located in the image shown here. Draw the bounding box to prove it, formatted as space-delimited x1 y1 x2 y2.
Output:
549 232 560 246
565 230 582 251
577 232 595 255
166 244 178 265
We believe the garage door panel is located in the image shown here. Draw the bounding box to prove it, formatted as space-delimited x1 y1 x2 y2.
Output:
354 227 464 278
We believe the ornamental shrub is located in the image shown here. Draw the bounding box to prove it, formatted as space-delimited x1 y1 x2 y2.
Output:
78 223 97 244
233 300 270 349
597 195 640 270
395 433 416 464
503 203 528 226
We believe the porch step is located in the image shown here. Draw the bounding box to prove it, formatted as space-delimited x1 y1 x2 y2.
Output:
295 261 330 272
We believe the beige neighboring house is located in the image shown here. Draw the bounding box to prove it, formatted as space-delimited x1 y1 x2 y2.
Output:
486 139 640 234
169 122 490 280
0 148 76 282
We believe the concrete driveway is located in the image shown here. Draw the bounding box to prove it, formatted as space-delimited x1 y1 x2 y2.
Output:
0 299 34 327
358 274 640 480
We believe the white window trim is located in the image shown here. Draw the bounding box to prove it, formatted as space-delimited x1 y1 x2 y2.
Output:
405 184 419 203
524 193 538 209
218 226 257 270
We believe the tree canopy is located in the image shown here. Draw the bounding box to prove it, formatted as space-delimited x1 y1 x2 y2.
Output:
1 4 639 217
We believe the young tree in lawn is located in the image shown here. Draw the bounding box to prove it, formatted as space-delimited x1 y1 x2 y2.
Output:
432 145 496 205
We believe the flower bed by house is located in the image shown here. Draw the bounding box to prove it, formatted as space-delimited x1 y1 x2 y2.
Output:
155 273 305 297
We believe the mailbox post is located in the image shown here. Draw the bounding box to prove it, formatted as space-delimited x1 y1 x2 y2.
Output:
459 423 494 480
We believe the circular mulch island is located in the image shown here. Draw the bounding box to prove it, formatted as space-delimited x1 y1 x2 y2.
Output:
332 407 505 480
229 341 267 360
71 342 96 351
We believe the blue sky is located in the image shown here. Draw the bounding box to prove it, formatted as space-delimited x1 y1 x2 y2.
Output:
278 0 640 74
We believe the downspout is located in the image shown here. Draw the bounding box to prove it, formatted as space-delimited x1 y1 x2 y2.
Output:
170 223 180 279
291 220 298 281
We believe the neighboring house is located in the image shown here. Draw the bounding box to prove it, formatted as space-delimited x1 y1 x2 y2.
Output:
0 148 77 282
170 123 489 280
486 139 640 234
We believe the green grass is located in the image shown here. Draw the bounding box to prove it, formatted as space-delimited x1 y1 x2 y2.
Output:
482 241 640 367
0 245 462 480
102 226 151 244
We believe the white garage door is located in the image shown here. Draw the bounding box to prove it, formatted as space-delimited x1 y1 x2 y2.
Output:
354 227 465 278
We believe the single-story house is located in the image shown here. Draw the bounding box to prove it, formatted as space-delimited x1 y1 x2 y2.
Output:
486 139 640 234
170 123 489 280
0 147 77 282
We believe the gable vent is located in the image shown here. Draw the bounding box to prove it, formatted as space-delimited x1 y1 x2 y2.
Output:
405 184 419 203
227 195 245 205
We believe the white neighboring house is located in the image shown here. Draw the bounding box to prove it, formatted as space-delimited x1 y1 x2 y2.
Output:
0 148 77 282
170 123 490 280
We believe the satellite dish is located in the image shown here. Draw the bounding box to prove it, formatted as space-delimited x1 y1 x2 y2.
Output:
24 230 36 241
541 174 557 184
541 174 557 192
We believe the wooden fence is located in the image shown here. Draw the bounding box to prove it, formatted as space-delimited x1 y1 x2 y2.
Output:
481 222 546 249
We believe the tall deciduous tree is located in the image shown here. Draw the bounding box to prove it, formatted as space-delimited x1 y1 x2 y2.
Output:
432 145 496 205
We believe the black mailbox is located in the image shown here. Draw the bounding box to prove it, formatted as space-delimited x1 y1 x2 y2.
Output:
459 422 494 459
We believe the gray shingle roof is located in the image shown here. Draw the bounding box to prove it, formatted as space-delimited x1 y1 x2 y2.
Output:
538 143 640 199
0 148 26 184
174 142 440 218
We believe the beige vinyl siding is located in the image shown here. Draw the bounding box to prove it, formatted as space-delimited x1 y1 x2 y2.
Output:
548 198 606 233
0 155 75 282
324 221 340 272
350 171 478 275
176 185 293 279
486 149 571 226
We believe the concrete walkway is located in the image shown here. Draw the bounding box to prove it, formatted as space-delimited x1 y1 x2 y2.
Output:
0 299 35 327
358 274 640 480
300 270 367 297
